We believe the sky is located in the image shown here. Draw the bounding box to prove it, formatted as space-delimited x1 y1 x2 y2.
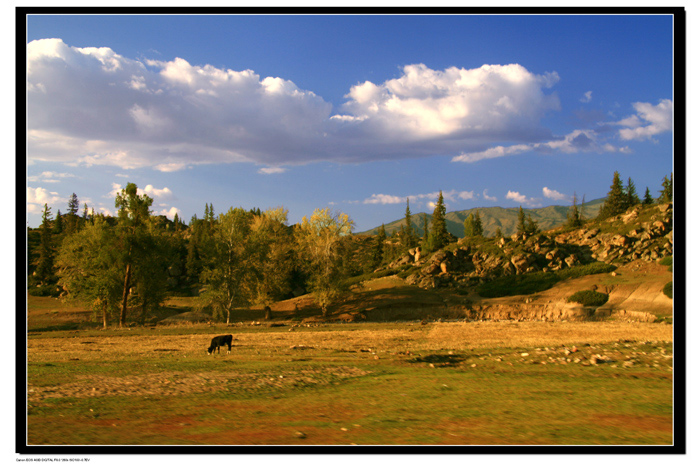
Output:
24 12 677 231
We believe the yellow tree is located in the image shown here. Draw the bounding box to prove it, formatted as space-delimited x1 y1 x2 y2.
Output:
296 208 354 317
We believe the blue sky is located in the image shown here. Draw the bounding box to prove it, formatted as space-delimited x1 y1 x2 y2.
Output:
25 13 676 231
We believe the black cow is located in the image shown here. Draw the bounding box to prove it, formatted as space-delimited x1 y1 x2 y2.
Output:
207 334 233 355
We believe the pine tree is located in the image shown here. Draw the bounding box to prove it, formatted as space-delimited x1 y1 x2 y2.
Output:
463 213 475 238
473 210 483 237
35 204 55 285
598 171 627 219
66 193 80 234
372 224 387 268
53 209 63 235
625 177 640 208
659 174 673 203
494 227 503 239
642 187 654 205
516 206 527 235
402 198 417 248
421 213 429 243
566 193 583 229
429 191 449 250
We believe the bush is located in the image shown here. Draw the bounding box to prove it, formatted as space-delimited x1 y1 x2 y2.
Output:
658 256 673 272
566 290 609 307
28 284 60 297
663 281 672 299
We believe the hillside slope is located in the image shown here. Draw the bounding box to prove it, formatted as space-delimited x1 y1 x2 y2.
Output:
359 198 604 238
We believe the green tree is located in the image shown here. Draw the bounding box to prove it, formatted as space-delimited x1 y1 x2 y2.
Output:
57 217 124 328
494 227 503 239
402 198 417 249
372 224 387 269
428 191 449 250
659 174 673 203
198 208 257 324
625 177 641 208
642 187 654 205
516 206 539 236
421 213 429 243
35 204 55 285
53 209 63 235
566 193 583 229
598 171 627 219
296 208 354 317
463 213 475 238
114 183 154 327
249 207 295 308
66 193 80 234
473 210 483 237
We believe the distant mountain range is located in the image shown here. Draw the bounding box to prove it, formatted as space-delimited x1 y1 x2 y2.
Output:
357 197 605 238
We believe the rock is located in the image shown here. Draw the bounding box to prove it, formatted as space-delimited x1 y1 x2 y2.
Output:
440 262 448 274
295 431 307 439
658 203 672 213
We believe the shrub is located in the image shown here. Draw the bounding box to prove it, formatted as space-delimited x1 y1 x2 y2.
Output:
28 284 60 297
663 281 672 299
658 256 673 272
566 290 609 307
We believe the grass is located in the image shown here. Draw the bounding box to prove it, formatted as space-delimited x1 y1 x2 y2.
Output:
26 320 673 446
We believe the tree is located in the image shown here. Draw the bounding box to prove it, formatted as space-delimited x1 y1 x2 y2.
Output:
598 171 627 219
53 209 63 235
642 187 654 205
463 213 475 238
66 193 80 234
428 191 449 250
402 198 417 249
566 193 584 229
296 208 354 317
114 183 154 327
249 207 295 308
421 214 429 243
35 204 55 284
516 206 539 236
57 217 124 328
659 174 673 203
473 210 483 237
199 208 257 324
625 177 640 208
494 227 503 239
372 224 387 269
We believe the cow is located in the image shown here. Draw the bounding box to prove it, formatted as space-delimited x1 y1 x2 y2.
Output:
207 334 233 355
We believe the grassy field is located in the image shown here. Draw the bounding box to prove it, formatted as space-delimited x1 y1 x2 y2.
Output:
25 318 674 446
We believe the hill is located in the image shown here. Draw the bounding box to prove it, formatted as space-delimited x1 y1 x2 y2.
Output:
358 198 604 238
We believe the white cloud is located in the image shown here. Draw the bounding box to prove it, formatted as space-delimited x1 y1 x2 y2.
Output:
483 189 497 202
157 206 181 220
27 186 62 205
258 167 287 175
27 171 76 183
580 91 593 103
27 39 562 168
542 187 569 201
454 129 623 163
615 99 673 141
363 194 405 205
506 190 541 207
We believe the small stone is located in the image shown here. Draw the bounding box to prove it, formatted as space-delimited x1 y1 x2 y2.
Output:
295 431 307 439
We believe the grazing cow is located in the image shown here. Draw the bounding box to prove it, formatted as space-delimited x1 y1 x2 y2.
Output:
207 334 233 355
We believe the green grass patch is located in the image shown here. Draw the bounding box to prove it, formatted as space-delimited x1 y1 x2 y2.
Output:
567 290 609 307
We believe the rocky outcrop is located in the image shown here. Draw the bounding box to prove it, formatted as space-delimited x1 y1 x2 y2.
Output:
396 203 673 291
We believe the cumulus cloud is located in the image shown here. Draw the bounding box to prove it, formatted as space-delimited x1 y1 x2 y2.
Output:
156 206 181 220
614 99 673 141
27 39 563 168
542 187 569 201
580 91 593 103
506 190 541 207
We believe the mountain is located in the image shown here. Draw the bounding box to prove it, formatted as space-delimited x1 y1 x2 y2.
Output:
357 198 605 238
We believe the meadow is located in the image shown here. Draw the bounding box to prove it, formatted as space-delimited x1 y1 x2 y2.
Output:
26 318 674 446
